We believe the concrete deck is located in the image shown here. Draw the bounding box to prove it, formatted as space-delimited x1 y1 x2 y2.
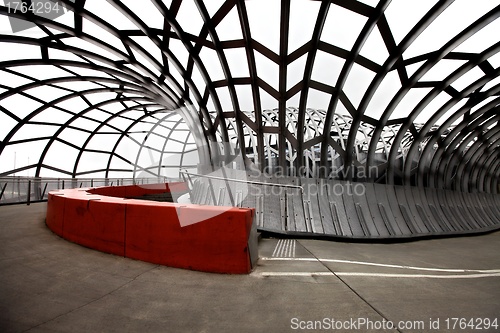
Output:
1 203 499 332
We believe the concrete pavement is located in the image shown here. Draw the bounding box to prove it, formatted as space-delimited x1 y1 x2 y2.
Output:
0 203 499 332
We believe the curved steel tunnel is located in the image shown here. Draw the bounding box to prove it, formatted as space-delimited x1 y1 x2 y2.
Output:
0 1 499 238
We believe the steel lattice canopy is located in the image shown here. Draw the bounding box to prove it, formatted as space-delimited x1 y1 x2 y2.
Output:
0 0 499 193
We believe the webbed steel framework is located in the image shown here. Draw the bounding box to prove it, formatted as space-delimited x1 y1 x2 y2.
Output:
1 0 499 238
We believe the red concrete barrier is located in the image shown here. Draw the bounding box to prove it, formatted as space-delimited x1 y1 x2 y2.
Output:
125 203 254 274
45 183 256 274
46 192 65 237
87 182 188 198
62 194 126 257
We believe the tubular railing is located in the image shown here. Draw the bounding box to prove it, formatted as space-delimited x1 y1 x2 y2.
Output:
0 177 170 206
180 170 305 199
179 170 313 231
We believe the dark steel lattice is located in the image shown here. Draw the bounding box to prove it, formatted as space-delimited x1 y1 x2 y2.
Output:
0 0 499 193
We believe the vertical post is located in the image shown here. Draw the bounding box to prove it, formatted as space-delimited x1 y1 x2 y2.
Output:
185 172 194 189
220 167 235 207
27 180 31 206
299 180 309 232
181 171 187 185
41 183 48 199
207 178 217 205
0 183 7 202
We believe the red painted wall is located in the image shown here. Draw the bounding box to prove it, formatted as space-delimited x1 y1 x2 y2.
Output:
45 183 256 274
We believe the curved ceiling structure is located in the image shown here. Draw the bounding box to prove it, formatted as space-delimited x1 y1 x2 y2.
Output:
0 0 499 194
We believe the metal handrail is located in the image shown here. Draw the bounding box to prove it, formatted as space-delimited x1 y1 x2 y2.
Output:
180 170 305 195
